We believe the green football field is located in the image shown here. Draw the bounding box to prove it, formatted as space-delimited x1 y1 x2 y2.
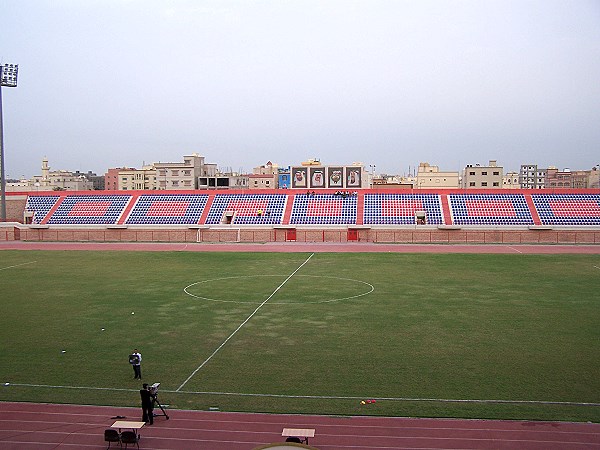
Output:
0 250 598 422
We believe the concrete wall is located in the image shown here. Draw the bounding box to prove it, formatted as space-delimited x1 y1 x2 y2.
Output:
4 226 599 244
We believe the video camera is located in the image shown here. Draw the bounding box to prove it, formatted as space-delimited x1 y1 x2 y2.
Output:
148 382 169 419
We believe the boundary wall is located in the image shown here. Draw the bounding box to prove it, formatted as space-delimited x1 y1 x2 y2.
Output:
2 225 599 244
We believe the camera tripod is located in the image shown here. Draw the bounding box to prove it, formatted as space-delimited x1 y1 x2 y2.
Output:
152 394 169 420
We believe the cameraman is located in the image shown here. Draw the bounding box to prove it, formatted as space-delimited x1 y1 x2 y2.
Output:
129 349 142 379
140 383 154 425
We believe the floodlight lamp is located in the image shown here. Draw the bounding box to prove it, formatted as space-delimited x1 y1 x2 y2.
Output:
1 64 18 88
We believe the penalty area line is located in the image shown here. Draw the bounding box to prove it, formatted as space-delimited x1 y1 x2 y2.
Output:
175 253 315 392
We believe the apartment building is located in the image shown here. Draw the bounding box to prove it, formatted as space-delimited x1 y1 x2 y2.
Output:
415 162 459 189
118 166 157 190
503 171 520 189
154 153 209 190
462 160 503 188
249 161 278 189
519 164 546 189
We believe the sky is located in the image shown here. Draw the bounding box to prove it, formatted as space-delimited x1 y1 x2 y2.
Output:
1 0 599 179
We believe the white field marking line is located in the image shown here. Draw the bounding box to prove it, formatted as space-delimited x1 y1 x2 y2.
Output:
5 383 600 407
176 253 315 392
184 274 375 304
594 265 600 270
3 383 137 393
507 246 523 253
0 261 37 271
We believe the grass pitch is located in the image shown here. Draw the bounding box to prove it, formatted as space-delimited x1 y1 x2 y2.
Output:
0 250 598 422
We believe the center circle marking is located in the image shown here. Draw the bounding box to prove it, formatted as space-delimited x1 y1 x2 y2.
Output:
184 274 374 304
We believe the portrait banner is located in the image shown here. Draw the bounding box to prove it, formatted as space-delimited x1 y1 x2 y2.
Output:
309 167 325 188
291 167 308 188
327 167 344 188
279 173 290 189
346 168 361 187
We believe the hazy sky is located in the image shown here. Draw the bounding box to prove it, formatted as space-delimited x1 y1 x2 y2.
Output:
1 0 599 178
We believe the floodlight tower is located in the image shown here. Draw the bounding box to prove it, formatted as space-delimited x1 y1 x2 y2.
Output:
0 63 19 221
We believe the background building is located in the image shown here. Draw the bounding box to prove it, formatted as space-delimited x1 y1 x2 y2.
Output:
249 161 278 189
590 166 600 189
502 171 520 189
462 160 503 189
519 164 546 189
545 167 572 188
571 170 590 189
154 153 208 190
8 158 94 192
105 167 133 190
118 166 157 190
197 170 249 189
415 162 459 189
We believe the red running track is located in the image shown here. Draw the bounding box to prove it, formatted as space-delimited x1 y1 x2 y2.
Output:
1 241 600 253
1 402 599 450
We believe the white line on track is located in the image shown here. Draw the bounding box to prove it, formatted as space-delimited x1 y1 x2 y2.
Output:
0 261 37 271
175 253 315 392
507 246 523 253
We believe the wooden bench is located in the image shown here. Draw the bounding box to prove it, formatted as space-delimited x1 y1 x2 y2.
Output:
282 428 315 445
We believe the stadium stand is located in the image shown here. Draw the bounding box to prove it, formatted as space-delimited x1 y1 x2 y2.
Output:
532 194 600 226
45 195 131 225
125 194 209 225
290 193 357 225
25 195 60 224
449 193 534 226
364 193 443 225
205 193 286 225
21 191 600 229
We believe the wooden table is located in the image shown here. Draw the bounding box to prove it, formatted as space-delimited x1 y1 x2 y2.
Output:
111 420 146 430
282 428 315 445
111 420 145 437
